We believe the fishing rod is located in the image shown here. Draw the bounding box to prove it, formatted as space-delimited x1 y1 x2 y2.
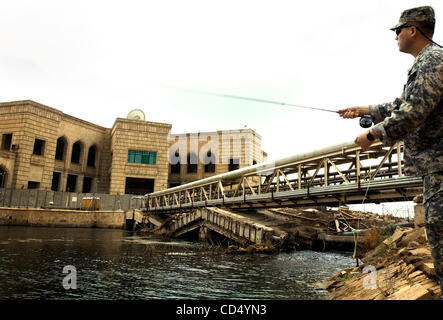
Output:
162 85 373 128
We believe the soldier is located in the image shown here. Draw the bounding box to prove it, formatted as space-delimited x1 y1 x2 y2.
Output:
338 6 442 295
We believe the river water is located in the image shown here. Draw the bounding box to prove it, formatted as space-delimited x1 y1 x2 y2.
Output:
0 226 356 300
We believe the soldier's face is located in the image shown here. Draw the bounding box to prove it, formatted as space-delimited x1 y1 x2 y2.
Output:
395 26 413 53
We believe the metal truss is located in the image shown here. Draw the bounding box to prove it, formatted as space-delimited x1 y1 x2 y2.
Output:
146 140 423 211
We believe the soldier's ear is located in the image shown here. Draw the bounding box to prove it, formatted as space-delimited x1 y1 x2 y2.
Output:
410 25 418 38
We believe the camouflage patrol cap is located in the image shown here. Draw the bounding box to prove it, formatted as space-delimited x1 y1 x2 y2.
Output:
390 6 436 30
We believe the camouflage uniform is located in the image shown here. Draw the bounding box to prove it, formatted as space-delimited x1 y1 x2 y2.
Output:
423 173 443 294
368 6 443 293
369 42 443 176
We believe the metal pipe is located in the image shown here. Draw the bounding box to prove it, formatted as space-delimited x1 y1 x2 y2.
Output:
148 140 374 197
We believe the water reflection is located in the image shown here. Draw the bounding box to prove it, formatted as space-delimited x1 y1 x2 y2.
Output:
0 226 355 300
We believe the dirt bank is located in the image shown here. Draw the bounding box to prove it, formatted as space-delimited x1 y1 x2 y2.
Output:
322 226 442 300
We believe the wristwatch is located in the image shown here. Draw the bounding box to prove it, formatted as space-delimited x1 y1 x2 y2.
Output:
366 130 375 141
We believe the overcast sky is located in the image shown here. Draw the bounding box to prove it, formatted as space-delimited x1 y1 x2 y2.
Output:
1 0 441 162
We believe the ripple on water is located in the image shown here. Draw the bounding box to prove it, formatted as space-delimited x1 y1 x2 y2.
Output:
0 226 356 299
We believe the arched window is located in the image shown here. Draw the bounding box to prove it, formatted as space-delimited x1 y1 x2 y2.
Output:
187 152 198 173
71 141 82 164
55 137 67 161
170 151 181 174
0 166 7 188
87 145 97 167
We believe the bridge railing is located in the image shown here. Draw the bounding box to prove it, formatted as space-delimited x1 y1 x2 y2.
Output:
146 140 421 211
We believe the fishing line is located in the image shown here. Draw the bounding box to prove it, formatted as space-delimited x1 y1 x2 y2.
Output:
161 85 338 114
352 153 372 260
161 85 374 128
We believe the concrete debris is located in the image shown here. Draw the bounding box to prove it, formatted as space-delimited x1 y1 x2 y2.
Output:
407 240 421 249
272 207 406 236
324 226 441 300
409 247 431 256
387 283 434 300
302 208 320 213
226 244 277 254
382 227 411 246
420 263 436 277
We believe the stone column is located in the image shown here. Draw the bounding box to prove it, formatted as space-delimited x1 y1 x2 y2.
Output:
77 174 84 193
60 172 67 192
198 225 215 241
414 204 424 228
413 195 424 228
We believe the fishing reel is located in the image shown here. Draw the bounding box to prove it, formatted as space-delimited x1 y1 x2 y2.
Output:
359 115 373 128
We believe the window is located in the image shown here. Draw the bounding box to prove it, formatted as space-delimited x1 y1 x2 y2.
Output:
128 150 156 165
169 183 181 188
55 137 66 160
51 172 61 191
66 174 77 192
71 141 82 164
204 151 216 173
87 146 97 167
170 151 181 174
1 134 12 151
33 139 45 155
82 177 93 193
125 177 154 195
0 167 7 188
27 181 40 189
229 158 239 171
187 153 197 173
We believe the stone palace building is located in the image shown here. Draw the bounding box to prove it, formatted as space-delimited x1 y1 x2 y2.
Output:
0 100 266 195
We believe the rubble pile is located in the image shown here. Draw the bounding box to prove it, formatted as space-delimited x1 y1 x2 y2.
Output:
273 206 406 234
323 226 441 300
268 207 409 252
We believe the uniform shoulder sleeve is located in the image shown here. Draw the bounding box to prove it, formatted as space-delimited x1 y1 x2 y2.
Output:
373 48 443 145
369 98 402 124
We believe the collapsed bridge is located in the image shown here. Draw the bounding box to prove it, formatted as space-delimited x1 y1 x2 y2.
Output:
141 140 421 249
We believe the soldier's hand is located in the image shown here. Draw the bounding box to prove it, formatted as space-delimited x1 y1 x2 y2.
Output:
355 130 377 151
338 106 370 119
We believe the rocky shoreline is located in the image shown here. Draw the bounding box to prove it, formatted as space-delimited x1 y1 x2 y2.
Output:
321 226 441 300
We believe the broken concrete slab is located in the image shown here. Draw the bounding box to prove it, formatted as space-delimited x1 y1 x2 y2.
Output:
387 283 434 300
409 247 431 256
419 262 436 277
383 227 410 246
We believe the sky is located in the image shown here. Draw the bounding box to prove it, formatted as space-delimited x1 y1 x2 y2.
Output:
1 0 441 214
